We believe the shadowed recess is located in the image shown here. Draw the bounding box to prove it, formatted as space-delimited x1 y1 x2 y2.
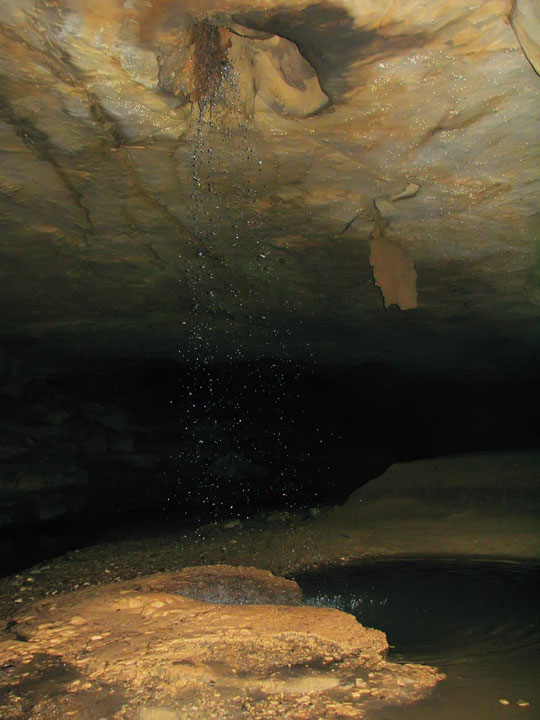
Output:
232 3 427 101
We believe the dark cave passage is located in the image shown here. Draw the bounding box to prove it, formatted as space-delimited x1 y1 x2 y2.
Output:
2 351 540 576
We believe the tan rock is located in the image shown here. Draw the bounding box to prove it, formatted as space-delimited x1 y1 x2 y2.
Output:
0 567 443 719
510 0 540 74
369 237 418 310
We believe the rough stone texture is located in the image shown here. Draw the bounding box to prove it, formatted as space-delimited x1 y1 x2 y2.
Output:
0 0 539 373
124 565 303 605
338 450 540 516
369 236 418 310
511 0 540 74
0 568 443 719
1 451 538 628
325 450 540 557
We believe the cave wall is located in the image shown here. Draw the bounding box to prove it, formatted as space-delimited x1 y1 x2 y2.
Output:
2 349 540 534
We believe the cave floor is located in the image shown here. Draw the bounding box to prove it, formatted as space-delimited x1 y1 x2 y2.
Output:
1 452 539 718
2 498 538 622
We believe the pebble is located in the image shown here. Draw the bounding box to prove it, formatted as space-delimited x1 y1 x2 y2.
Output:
499 698 510 706
517 700 530 708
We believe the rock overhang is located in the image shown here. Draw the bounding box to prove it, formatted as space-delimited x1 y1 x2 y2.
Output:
0 0 539 376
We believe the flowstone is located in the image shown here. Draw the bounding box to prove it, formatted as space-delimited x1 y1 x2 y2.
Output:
0 566 443 719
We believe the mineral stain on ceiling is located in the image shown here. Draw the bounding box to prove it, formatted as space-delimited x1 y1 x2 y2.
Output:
0 0 538 375
231 3 426 102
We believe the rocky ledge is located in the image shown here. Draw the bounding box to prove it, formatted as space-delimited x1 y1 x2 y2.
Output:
0 565 442 720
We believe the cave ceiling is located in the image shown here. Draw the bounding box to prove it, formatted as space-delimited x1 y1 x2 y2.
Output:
1 0 540 375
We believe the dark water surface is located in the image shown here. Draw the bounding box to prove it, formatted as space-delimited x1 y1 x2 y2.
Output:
294 558 540 720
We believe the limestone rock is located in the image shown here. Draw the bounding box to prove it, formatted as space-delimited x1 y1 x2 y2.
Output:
343 451 540 514
369 237 418 310
325 451 540 558
241 31 329 117
0 0 539 374
511 0 540 75
125 565 302 605
0 568 443 719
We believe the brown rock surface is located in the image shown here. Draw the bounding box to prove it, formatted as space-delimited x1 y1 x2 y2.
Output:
123 564 303 605
369 237 418 310
0 0 539 372
0 567 443 719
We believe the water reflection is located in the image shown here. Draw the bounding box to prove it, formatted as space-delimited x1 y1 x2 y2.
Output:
295 558 540 719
